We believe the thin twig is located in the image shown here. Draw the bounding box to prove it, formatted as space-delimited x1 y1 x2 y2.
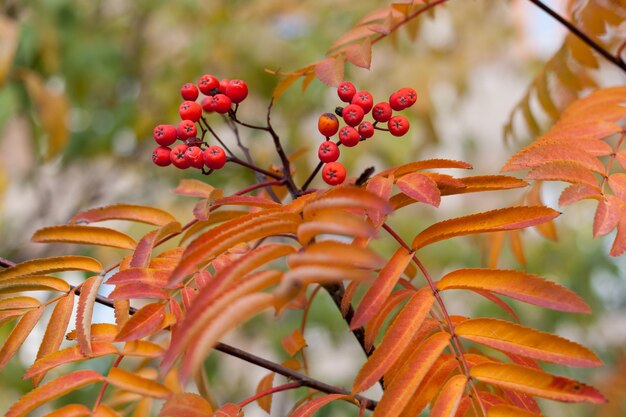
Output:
228 156 284 180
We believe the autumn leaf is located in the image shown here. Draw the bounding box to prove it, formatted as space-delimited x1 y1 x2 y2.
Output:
25 343 118 379
69 204 176 226
315 57 345 86
106 368 171 399
32 225 136 250
159 392 213 417
297 209 376 244
0 276 70 294
487 404 546 417
396 172 442 207
0 307 44 370
429 374 467 417
0 256 103 281
76 275 104 356
363 289 414 351
122 340 165 358
287 241 383 270
290 394 354 417
345 38 372 69
281 329 307 357
256 373 275 413
41 404 92 417
302 186 392 220
173 179 220 199
593 195 622 237
115 302 166 342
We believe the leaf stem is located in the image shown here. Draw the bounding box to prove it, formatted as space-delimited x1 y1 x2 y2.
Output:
92 355 124 412
228 156 284 180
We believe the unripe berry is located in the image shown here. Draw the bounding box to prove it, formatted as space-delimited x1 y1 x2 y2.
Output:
170 144 190 169
318 141 340 163
153 124 177 146
388 115 410 137
225 79 248 103
198 74 220 95
342 104 365 127
185 146 205 169
372 102 392 123
177 120 197 140
181 83 199 101
389 91 409 111
204 145 227 169
338 126 360 147
210 94 232 114
179 100 202 122
318 113 339 137
152 146 172 167
322 162 346 186
358 121 374 139
351 90 373 114
337 81 357 103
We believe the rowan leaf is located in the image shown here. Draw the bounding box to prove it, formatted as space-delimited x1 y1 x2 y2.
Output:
429 374 467 417
173 179 220 199
0 256 102 280
213 195 281 209
282 264 371 286
315 57 344 87
502 143 604 173
105 367 170 399
256 373 275 413
32 225 136 250
92 403 122 417
593 195 622 237
0 296 41 310
131 222 182 268
439 175 528 196
66 323 118 342
69 204 176 226
437 269 590 313
302 186 392 220
41 404 92 417
290 394 353 417
353 289 435 393
471 362 606 403
6 370 105 417
382 159 472 178
559 184 602 206
372 332 451 417
76 275 103 356
0 307 43 370
281 329 307 357
396 172 441 207
122 340 165 358
351 247 414 330
108 283 169 300
116 302 166 342
0 276 70 294
364 288 414 351
487 404 546 417
455 318 601 367
345 38 372 69
610 216 626 256
25 342 118 379
159 392 213 417
287 241 383 270
298 210 376 244
412 207 560 250
526 161 599 187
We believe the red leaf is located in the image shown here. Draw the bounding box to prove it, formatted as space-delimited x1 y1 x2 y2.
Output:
396 172 441 207
256 373 275 413
345 38 372 69
213 195 281 209
115 302 166 342
609 173 626 201
76 275 103 356
593 195 622 237
108 283 169 300
315 57 345 87
559 184 602 206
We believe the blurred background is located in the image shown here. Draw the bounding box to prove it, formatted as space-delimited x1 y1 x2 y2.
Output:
0 0 625 416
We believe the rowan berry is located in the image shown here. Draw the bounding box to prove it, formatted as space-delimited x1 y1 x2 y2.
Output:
177 120 197 140
179 101 202 122
204 145 227 169
152 146 172 167
185 146 205 169
201 96 213 113
153 124 177 146
351 91 373 114
342 104 365 127
318 113 339 137
389 90 409 111
372 102 392 123
198 74 220 95
318 141 340 163
337 81 357 103
170 144 190 169
402 87 417 107
388 115 410 137
181 83 199 101
219 78 229 94
358 121 374 139
225 79 248 103
338 126 360 147
322 162 346 186
210 94 232 114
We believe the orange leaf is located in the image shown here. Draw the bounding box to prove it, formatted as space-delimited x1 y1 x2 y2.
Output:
559 184 602 206
256 373 275 413
92 403 122 417
287 241 383 270
122 340 165 358
106 268 169 287
0 256 102 280
439 175 528 196
593 195 622 237
351 247 414 330
281 329 307 357
372 332 451 417
487 404 546 417
302 186 392 220
108 283 169 300
213 195 281 209
366 175 394 226
455 318 601 367
131 222 182 268
6 370 105 417
297 210 376 244
106 367 171 399
609 173 626 201
526 161 599 187
290 394 353 417
0 296 40 310
214 403 243 417
429 374 467 417
115 302 166 342
610 216 626 256
388 159 473 178
32 225 136 250
76 275 103 356
437 268 589 313
364 289 414 351
282 264 371 286
396 172 441 207
315 57 345 87
159 392 213 417
502 143 604 173
0 306 43 370
66 323 118 342
0 276 70 294
470 362 606 403
173 179 220 199
41 404 92 417
345 38 372 69
69 204 176 226
341 281 360 317
353 289 435 393
24 343 117 379
412 207 560 250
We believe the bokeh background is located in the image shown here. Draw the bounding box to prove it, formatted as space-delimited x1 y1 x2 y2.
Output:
1 0 625 416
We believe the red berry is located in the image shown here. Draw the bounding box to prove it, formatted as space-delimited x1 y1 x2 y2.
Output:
181 83 199 101
177 120 197 140
372 102 392 123
201 96 214 113
318 141 340 163
210 94 232 114
401 87 418 107
388 115 410 137
338 126 360 147
322 162 346 186
185 146 205 169
358 121 374 139
204 145 227 169
337 81 357 103
351 91 373 114
152 146 172 167
170 144 190 169
219 78 229 94
342 104 365 127
179 101 202 122
198 74 220 95
225 79 248 103
153 124 177 146
389 91 409 111
318 113 339 137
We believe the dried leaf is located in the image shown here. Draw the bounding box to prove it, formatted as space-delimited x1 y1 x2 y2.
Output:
0 256 103 281
32 225 136 250
0 307 43 370
70 204 176 226
106 368 170 399
115 303 166 342
76 275 103 356
429 374 467 417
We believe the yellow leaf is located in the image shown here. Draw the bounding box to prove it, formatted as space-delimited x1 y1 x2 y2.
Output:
32 225 137 250
0 256 103 281
0 276 70 294
106 368 171 399
70 204 176 226
0 307 43 370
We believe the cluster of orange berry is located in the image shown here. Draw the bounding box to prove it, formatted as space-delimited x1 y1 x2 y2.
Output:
317 81 416 185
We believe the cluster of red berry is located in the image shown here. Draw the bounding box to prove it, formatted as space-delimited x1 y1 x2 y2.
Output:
151 74 249 170
317 81 416 185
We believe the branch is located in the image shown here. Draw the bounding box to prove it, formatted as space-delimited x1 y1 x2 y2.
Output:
527 0 626 73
